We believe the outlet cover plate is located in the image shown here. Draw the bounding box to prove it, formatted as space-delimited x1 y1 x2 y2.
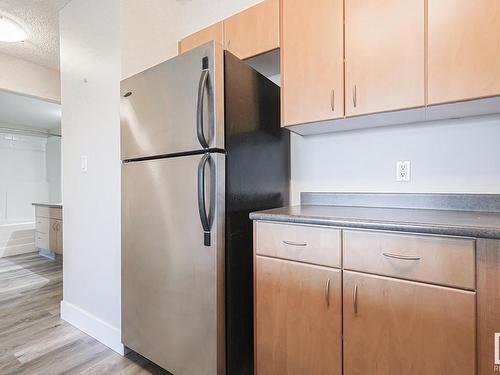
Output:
396 160 410 182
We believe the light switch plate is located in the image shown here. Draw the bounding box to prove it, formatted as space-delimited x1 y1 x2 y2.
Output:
81 155 88 173
396 160 410 182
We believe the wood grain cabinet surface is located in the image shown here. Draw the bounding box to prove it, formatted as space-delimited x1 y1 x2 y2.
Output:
428 0 500 105
255 221 341 268
223 0 279 60
178 22 224 55
345 0 425 117
477 239 500 375
343 230 476 290
343 271 476 375
255 256 342 375
281 0 344 126
35 207 63 254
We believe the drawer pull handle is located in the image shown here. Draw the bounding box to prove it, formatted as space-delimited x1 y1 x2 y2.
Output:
282 240 307 247
324 279 331 308
353 284 358 315
382 252 421 261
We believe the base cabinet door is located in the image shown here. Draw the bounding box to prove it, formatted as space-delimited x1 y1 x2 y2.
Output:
343 271 476 375
49 219 59 253
55 220 63 254
255 256 342 375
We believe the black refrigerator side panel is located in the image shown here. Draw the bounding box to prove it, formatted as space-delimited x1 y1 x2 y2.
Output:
224 51 290 375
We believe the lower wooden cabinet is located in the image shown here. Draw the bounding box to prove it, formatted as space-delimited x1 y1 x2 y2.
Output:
49 219 63 254
35 206 63 254
343 271 476 375
255 255 342 375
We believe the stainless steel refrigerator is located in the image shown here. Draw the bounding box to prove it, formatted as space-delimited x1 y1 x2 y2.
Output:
120 42 289 375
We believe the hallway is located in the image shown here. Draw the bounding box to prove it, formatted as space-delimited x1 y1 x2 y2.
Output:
0 253 168 374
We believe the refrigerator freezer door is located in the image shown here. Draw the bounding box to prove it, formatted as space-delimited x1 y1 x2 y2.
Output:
120 41 224 161
122 153 225 375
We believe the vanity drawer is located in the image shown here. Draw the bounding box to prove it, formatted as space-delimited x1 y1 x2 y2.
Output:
255 222 341 268
343 230 475 289
36 217 50 234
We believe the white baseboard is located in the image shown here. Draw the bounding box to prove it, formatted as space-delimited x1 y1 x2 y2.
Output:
60 300 124 355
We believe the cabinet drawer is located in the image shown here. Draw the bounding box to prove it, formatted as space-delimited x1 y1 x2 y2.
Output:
35 206 62 220
255 222 341 268
35 232 49 250
343 230 475 289
36 217 50 234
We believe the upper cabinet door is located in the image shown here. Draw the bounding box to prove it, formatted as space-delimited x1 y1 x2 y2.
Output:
179 22 224 54
428 0 500 105
281 0 344 127
345 0 425 117
224 0 279 60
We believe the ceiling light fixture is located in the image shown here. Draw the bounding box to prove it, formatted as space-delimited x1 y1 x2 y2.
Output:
0 15 27 42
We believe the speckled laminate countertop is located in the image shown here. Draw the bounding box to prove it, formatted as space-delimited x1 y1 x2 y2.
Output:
250 204 500 239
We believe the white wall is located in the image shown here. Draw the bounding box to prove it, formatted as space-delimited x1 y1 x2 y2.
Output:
291 115 500 204
120 0 500 207
0 131 49 222
121 0 262 79
60 0 122 354
0 52 61 103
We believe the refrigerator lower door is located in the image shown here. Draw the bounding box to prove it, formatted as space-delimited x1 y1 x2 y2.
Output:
122 153 225 375
120 41 225 161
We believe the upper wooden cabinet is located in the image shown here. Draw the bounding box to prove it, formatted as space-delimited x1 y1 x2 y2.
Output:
178 22 224 54
281 0 344 127
428 0 500 105
255 256 342 375
224 0 279 60
345 0 425 117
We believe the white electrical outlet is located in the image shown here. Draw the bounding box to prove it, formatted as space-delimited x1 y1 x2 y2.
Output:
396 161 410 182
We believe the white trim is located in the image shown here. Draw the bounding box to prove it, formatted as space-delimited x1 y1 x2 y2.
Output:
60 300 124 355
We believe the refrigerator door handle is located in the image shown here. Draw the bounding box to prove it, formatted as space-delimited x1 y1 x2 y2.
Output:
197 153 215 246
196 68 210 149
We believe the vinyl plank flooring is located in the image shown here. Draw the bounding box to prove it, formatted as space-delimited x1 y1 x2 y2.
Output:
0 253 169 375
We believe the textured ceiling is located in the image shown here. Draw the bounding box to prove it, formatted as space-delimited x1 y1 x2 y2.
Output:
0 0 72 69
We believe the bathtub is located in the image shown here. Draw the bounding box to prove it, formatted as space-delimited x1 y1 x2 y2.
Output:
0 221 36 258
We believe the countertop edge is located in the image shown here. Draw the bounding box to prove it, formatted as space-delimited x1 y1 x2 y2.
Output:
249 212 500 239
32 203 63 209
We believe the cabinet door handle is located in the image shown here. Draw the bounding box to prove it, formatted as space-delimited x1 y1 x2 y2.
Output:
282 240 307 247
353 284 358 315
324 278 331 308
353 85 357 108
331 89 335 112
382 252 421 261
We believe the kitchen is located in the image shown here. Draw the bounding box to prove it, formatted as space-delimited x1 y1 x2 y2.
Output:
0 0 499 374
